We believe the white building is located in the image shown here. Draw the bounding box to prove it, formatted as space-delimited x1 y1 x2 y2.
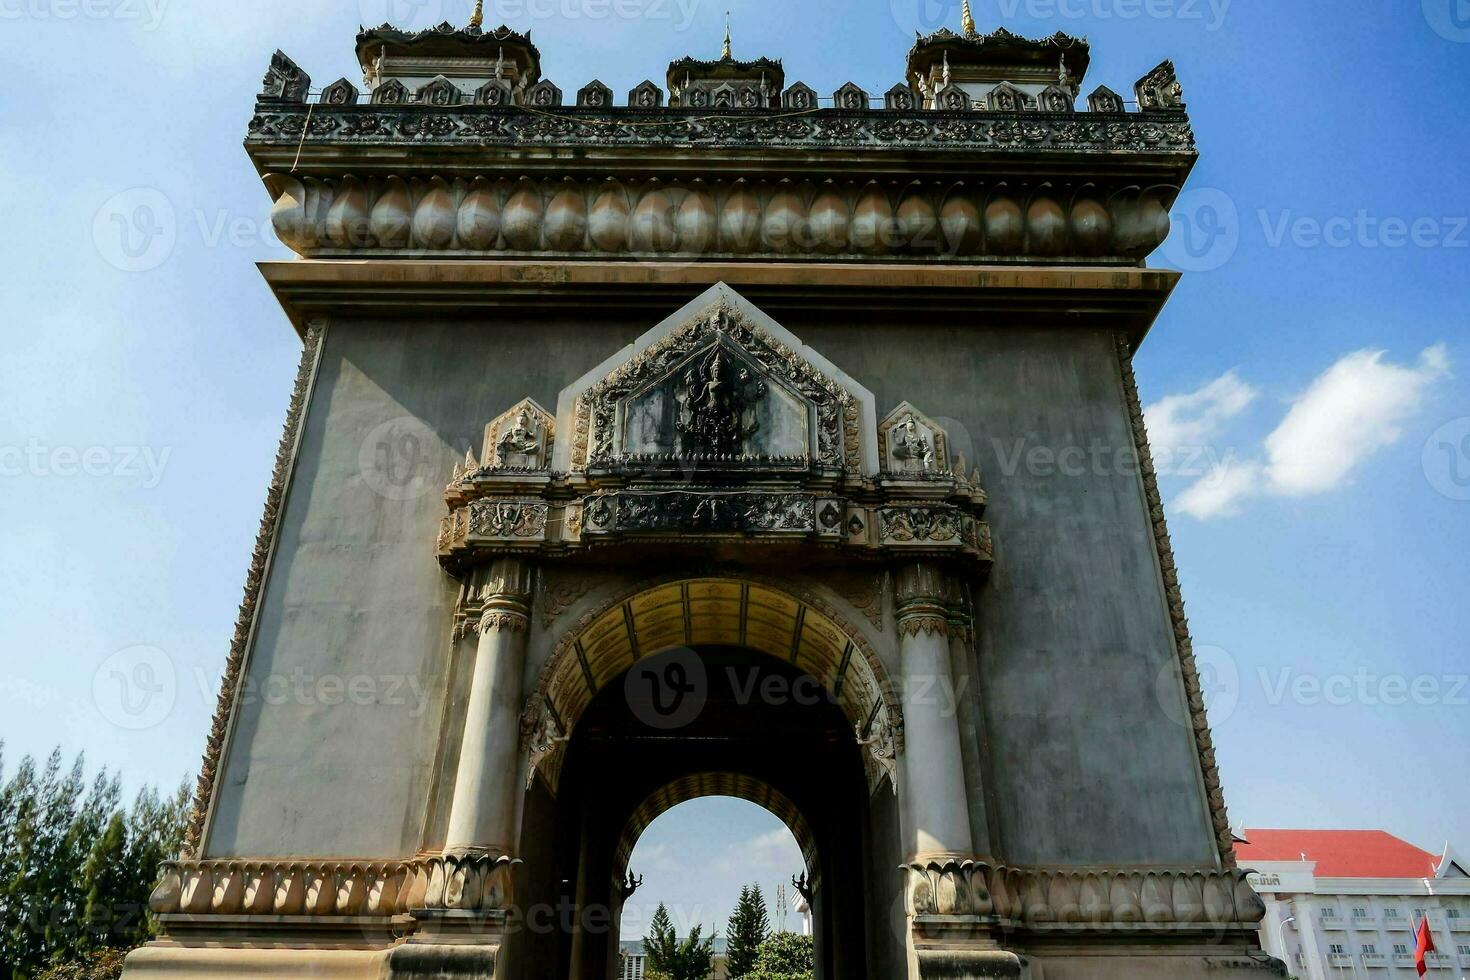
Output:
1238 829 1470 979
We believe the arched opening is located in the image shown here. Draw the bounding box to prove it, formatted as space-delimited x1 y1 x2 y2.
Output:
515 634 881 980
618 795 809 975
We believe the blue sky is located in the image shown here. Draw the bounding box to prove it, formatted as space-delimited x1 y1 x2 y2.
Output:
1 0 1467 941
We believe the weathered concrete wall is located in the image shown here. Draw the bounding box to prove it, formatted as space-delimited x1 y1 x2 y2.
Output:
206 303 1215 867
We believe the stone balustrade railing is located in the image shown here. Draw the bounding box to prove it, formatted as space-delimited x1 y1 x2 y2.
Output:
149 853 517 918
265 172 1173 262
905 861 1267 930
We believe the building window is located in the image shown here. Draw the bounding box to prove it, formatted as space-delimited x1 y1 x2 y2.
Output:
1362 944 1377 954
1449 909 1463 919
1457 945 1470 956
1386 907 1401 917
1353 908 1369 918
1394 945 1410 955
1329 944 1346 955
1415 908 1428 919
1323 907 1338 917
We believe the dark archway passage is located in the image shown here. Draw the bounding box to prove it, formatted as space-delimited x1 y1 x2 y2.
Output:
529 647 874 980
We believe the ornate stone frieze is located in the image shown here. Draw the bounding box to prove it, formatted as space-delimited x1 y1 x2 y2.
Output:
247 103 1192 154
598 491 816 534
1117 337 1236 867
150 853 519 920
879 506 963 544
184 324 324 857
467 499 548 539
902 861 1266 930
262 171 1178 263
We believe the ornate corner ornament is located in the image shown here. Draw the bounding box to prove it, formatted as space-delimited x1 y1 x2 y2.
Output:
1116 336 1236 868
184 324 325 857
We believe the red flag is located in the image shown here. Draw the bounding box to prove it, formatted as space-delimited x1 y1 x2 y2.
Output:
1414 914 1436 976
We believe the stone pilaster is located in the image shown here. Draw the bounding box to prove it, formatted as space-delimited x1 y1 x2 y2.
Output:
444 558 534 858
894 562 974 864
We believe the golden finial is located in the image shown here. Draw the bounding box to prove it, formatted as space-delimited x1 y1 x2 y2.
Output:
468 0 483 30
961 0 977 36
722 11 732 59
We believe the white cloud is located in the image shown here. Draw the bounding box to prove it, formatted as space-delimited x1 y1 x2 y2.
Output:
1170 345 1450 520
1145 370 1258 465
1176 459 1263 520
710 826 804 875
1262 345 1450 496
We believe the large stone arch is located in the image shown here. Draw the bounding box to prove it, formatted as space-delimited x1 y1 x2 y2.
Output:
524 576 904 796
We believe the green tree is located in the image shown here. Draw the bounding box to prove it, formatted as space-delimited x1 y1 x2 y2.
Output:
746 931 815 980
725 884 770 977
0 746 191 978
644 902 717 980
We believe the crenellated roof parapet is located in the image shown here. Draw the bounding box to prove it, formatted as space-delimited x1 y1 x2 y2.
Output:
249 25 1194 266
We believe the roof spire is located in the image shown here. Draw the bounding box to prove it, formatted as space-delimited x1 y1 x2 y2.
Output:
468 0 483 30
722 10 732 59
961 0 977 37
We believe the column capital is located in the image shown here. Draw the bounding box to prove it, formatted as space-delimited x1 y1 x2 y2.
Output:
894 561 950 636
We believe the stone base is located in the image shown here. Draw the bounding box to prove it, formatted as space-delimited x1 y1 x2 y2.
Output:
914 948 1025 979
120 945 391 979
1026 952 1288 979
384 942 498 980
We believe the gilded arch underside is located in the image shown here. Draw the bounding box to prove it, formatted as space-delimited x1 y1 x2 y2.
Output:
526 578 903 797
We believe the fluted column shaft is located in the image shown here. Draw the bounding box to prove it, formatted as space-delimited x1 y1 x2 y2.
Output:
445 558 534 856
895 562 975 863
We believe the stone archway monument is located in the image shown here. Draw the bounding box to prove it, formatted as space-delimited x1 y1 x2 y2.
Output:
125 9 1282 980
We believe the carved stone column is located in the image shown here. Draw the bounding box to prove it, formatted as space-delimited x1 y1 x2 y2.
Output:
894 562 975 863
444 558 534 856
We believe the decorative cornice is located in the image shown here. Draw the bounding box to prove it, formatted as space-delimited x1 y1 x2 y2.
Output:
184 324 324 857
247 105 1193 159
1116 336 1236 869
902 860 1266 930
150 853 519 920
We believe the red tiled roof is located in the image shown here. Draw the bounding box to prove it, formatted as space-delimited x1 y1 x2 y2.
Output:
1237 829 1440 879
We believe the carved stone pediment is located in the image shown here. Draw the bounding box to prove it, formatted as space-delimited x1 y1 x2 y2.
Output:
481 397 555 471
878 402 951 478
437 287 988 571
560 284 876 476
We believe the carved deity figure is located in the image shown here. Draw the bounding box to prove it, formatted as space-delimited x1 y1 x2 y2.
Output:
891 415 935 473
676 347 766 456
495 409 541 466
